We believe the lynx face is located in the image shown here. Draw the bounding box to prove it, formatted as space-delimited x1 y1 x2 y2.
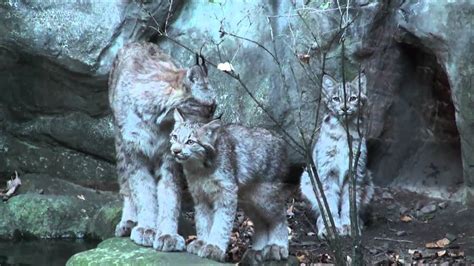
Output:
322 74 367 118
183 62 216 113
169 110 220 163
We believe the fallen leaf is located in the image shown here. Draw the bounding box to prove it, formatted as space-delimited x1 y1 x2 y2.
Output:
287 204 294 217
449 250 464 258
436 250 447 257
425 242 438 248
425 237 450 249
185 235 196 245
77 194 86 200
217 62 235 73
296 254 306 262
436 238 450 248
297 54 311 64
412 250 423 260
400 215 413 222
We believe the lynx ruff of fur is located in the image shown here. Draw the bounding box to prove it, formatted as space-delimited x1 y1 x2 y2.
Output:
108 42 216 250
300 73 374 237
170 110 294 262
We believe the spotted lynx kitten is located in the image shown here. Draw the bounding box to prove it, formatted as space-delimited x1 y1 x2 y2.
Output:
170 109 294 262
300 73 374 237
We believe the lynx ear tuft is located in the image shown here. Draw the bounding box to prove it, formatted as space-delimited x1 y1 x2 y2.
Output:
173 108 185 124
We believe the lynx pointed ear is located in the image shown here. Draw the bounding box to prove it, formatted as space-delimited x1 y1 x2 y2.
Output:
352 72 367 95
200 119 221 143
322 74 337 95
173 108 185 124
202 119 221 132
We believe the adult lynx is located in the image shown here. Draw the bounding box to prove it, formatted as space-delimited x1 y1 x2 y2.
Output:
109 42 216 250
300 73 374 237
170 110 295 262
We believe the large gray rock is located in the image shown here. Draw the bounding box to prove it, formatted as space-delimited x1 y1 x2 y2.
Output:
394 0 474 204
66 238 227 266
0 0 180 75
0 174 120 239
0 0 182 188
0 0 473 232
158 0 380 163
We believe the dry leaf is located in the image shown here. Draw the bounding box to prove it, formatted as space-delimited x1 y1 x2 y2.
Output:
185 235 196 245
287 204 294 217
436 250 447 257
425 242 438 248
296 254 306 262
297 54 311 64
400 214 413 222
426 237 450 249
436 238 450 247
1 171 22 200
217 62 235 73
449 250 464 258
77 194 86 200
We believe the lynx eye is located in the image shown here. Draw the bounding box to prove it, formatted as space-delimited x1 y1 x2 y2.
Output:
185 139 195 145
332 96 340 102
349 96 358 101
170 134 177 141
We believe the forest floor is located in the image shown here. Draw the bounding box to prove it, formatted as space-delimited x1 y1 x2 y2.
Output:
202 187 473 264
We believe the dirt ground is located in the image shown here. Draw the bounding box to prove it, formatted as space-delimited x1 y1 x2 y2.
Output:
287 187 473 265
189 187 473 264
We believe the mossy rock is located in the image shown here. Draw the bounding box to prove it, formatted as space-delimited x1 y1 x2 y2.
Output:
0 174 120 240
66 238 227 266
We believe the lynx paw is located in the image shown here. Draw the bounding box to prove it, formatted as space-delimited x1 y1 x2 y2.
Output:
198 244 226 262
115 220 137 237
130 226 156 247
260 244 289 261
338 223 361 236
186 239 205 254
153 234 185 251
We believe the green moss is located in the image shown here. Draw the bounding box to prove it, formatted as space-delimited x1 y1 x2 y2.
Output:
6 194 89 238
67 238 227 266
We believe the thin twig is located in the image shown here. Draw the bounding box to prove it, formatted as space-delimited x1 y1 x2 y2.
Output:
374 237 414 244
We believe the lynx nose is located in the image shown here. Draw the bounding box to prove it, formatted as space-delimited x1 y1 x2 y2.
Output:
172 147 182 155
341 106 349 112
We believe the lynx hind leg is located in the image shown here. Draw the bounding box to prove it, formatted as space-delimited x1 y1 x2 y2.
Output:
114 140 137 237
115 194 137 237
243 183 289 262
300 170 322 217
128 165 158 247
339 173 375 236
153 157 185 252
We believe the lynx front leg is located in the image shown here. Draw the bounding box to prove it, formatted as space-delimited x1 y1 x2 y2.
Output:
115 193 137 237
198 192 237 262
339 184 363 236
187 203 212 255
153 157 185 252
129 166 158 247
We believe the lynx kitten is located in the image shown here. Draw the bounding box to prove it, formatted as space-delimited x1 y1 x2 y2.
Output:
300 73 374 237
170 110 294 262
